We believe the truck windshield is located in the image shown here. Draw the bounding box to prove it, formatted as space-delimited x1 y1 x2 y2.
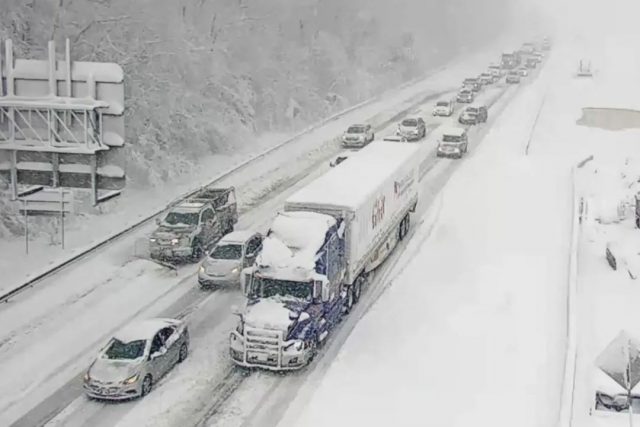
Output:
210 244 242 260
258 278 312 301
163 212 199 226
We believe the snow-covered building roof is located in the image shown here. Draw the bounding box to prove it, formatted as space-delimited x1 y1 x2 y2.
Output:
285 141 420 212
113 318 181 342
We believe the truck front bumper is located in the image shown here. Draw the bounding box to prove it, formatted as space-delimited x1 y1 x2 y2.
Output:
229 331 310 371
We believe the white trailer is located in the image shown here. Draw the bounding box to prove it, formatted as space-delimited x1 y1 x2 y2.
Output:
284 140 420 285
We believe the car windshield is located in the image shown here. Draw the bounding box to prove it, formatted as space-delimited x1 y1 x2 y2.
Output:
347 126 365 133
104 339 146 360
210 243 242 260
257 277 312 301
443 134 462 142
163 212 199 226
436 101 449 106
401 119 418 127
466 108 478 114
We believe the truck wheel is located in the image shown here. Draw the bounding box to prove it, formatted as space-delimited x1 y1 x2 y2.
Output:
353 276 365 304
344 287 355 314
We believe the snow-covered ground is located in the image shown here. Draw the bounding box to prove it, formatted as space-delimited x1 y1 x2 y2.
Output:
562 36 640 427
0 44 520 426
269 45 579 427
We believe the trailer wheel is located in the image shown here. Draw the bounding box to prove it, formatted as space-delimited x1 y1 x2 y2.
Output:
399 215 410 240
353 276 364 304
344 287 355 314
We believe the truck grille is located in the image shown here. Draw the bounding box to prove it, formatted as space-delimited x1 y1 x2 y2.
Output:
244 327 282 366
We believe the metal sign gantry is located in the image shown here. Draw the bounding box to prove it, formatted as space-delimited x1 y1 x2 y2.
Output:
0 38 125 205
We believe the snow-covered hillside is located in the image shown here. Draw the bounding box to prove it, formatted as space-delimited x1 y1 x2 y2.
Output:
1 0 509 194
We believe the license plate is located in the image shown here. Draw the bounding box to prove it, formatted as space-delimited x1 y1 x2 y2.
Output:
249 352 269 362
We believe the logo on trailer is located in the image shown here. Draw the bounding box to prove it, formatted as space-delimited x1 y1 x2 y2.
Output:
371 195 386 229
394 173 414 198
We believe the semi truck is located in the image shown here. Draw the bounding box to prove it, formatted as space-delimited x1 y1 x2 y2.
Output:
229 141 420 370
149 187 238 263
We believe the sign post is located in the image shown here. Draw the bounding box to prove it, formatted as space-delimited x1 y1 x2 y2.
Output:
60 188 65 249
597 330 640 425
23 198 28 255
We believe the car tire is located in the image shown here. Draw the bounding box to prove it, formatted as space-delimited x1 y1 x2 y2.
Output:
191 241 203 262
178 343 188 363
141 375 152 397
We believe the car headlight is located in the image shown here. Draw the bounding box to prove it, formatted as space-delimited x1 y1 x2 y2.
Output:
170 238 179 245
230 267 240 275
123 374 139 385
149 238 156 243
199 265 205 274
84 371 91 382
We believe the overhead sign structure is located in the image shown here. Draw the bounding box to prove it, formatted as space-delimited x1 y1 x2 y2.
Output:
0 38 125 205
19 187 74 253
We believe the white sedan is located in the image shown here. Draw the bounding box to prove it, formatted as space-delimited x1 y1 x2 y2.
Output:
83 318 189 400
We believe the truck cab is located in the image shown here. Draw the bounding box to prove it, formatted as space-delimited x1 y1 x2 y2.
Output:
149 187 237 263
230 211 346 370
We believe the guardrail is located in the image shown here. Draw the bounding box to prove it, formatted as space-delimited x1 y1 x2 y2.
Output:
557 154 593 427
0 67 456 303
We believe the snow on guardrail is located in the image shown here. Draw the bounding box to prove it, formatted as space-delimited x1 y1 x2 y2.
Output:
557 154 593 427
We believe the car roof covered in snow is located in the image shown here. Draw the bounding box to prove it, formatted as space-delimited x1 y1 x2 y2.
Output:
218 230 257 245
113 318 181 342
173 201 206 212
285 141 420 212
441 127 466 137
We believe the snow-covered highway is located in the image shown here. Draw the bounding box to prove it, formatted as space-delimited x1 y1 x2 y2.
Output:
1 46 526 427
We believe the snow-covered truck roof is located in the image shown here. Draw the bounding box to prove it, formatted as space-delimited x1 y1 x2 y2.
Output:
285 141 421 212
255 211 337 281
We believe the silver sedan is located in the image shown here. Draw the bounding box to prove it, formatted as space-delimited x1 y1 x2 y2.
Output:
83 318 189 400
198 231 263 288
